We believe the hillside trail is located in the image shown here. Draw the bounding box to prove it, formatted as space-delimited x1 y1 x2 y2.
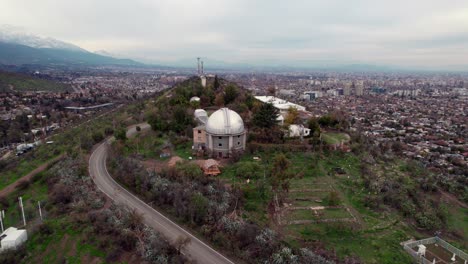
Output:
0 154 65 198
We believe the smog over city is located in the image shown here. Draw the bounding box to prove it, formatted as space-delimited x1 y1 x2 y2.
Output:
0 1 466 264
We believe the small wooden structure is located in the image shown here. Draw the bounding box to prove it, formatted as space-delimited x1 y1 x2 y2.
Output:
200 159 221 176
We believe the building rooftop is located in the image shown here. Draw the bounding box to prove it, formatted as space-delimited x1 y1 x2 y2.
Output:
0 227 26 242
206 108 245 135
255 96 306 111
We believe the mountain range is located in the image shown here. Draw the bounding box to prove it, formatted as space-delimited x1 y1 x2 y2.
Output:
1 26 465 73
0 25 142 67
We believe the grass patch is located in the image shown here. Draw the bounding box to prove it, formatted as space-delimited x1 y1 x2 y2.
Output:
321 132 350 145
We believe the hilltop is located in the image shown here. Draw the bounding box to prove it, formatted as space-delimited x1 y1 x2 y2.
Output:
0 76 465 264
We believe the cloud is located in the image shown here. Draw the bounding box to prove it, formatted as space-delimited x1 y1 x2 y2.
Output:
0 0 467 69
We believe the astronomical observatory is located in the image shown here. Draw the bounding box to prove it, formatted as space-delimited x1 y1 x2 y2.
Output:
193 108 247 158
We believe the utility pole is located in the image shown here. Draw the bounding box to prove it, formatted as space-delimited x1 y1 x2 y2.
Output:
38 201 43 221
197 57 200 75
0 210 4 233
19 197 26 226
201 61 204 75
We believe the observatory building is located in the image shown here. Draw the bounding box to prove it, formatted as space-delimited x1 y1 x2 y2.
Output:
193 108 247 158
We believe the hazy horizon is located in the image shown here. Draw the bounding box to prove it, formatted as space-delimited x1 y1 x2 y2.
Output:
1 0 468 70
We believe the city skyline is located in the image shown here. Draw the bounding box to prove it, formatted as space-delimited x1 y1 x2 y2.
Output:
1 0 468 70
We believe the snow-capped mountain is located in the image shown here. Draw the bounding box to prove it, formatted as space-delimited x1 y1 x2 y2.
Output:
94 50 121 57
0 24 86 52
0 25 143 66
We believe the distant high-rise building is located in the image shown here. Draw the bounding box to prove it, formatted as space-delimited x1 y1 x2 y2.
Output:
343 85 351 96
355 81 364 96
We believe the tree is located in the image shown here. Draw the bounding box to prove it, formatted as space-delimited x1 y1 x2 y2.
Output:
92 131 104 143
271 153 294 192
115 127 127 141
190 192 208 224
307 118 321 138
236 161 263 179
214 75 220 90
268 87 276 96
214 93 225 107
318 115 338 127
252 103 279 129
284 107 299 125
174 236 191 255
148 113 168 132
224 84 239 105
172 106 191 132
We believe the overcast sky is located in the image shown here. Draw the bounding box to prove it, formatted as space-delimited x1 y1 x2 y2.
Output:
1 0 468 69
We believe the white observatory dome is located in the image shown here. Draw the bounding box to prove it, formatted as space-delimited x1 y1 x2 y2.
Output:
206 108 245 135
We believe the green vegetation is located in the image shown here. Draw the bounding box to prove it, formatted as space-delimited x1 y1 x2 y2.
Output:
5 76 464 264
0 70 71 92
24 217 106 264
0 160 107 264
252 102 279 129
0 101 143 190
219 148 467 263
321 132 350 145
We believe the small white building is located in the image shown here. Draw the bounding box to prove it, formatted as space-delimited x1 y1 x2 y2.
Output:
0 227 28 252
255 96 306 113
303 91 323 100
200 76 207 87
288 124 311 138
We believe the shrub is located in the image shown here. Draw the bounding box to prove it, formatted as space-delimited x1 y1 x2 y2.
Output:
104 127 114 135
415 212 441 230
0 245 27 264
16 179 31 191
92 131 104 143
115 127 127 141
39 222 53 236
0 196 9 208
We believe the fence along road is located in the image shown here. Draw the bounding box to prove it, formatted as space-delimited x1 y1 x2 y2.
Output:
89 123 235 264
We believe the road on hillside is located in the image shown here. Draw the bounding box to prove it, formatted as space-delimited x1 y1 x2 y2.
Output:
89 123 234 264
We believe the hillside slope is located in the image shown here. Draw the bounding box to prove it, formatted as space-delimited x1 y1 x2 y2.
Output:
0 70 71 92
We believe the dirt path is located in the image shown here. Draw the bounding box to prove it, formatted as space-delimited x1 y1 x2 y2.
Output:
0 154 65 198
438 188 467 209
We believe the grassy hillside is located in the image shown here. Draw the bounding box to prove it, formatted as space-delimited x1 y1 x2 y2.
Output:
0 70 71 92
0 95 180 263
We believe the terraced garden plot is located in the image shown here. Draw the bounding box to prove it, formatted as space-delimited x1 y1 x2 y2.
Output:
288 190 329 200
286 209 321 221
322 207 352 219
289 199 324 207
285 207 353 222
289 177 331 188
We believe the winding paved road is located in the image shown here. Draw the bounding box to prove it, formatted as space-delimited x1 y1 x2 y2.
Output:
89 123 234 264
